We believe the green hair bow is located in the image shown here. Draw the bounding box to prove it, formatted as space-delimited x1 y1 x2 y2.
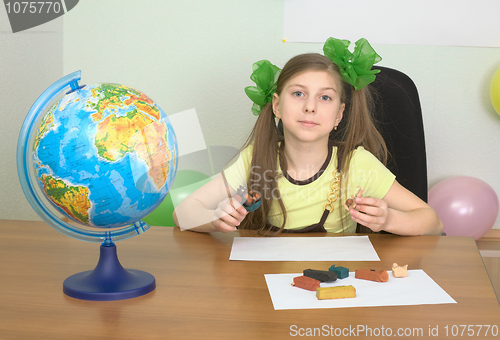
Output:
244 60 281 116
323 37 382 90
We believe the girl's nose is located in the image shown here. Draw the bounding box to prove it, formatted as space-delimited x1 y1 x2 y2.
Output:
304 98 316 113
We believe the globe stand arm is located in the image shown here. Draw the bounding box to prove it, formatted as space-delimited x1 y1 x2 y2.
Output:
63 243 155 301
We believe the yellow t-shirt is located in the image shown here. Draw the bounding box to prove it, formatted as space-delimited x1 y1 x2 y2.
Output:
224 145 395 233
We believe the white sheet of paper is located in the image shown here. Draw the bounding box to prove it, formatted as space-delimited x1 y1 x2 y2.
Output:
283 0 500 47
229 236 380 261
265 270 456 310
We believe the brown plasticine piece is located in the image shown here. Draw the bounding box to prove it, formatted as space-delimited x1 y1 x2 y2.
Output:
291 276 321 291
355 268 389 282
344 186 364 210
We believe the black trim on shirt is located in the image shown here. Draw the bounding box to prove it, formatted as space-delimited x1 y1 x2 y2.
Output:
284 145 333 186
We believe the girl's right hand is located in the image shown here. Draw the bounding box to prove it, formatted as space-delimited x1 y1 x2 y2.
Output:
211 197 248 232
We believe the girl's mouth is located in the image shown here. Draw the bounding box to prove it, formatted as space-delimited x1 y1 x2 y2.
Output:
299 120 318 128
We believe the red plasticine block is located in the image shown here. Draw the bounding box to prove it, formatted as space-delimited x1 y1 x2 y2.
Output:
355 268 389 282
292 276 321 291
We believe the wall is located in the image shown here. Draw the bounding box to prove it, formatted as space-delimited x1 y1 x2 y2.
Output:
0 7 62 220
2 0 500 229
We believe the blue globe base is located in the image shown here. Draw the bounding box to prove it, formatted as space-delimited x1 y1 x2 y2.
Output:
63 243 155 301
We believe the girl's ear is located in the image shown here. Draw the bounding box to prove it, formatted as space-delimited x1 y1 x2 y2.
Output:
272 93 281 119
336 103 345 127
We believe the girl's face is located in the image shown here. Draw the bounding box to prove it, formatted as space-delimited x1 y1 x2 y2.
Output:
273 70 345 146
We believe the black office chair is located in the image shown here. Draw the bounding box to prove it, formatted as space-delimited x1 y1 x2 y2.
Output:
356 66 428 234
371 66 428 203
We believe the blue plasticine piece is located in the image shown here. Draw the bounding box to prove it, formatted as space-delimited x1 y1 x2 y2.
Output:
329 265 349 279
244 199 261 212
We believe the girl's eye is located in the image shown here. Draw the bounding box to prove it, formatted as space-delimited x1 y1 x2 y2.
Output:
292 91 305 97
320 95 332 101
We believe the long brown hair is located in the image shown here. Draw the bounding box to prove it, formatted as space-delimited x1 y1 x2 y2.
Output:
239 53 387 234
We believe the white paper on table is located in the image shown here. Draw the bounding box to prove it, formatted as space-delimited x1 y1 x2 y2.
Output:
229 236 380 261
264 270 456 310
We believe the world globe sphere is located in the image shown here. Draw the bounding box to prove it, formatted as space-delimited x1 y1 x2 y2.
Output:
33 82 177 228
18 71 178 244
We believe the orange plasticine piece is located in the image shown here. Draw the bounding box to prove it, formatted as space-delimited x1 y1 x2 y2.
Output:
292 276 321 291
355 268 389 282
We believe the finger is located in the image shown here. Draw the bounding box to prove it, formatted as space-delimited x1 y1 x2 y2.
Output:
355 197 387 217
354 204 381 217
216 200 248 225
212 219 237 233
227 199 249 224
217 199 241 216
350 208 371 223
355 196 378 207
216 208 243 227
350 209 382 230
231 197 248 216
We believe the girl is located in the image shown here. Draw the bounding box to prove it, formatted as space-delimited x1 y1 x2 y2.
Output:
173 38 443 236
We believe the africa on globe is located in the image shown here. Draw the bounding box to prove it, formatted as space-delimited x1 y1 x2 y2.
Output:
32 83 178 229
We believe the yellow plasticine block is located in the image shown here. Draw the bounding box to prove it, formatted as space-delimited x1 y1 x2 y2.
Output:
316 285 356 300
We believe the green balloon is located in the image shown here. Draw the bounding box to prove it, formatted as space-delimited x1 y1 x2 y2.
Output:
142 170 211 227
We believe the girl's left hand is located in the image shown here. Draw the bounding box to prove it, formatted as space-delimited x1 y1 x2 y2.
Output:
349 197 389 232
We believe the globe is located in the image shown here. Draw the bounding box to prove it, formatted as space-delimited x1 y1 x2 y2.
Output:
33 82 177 229
17 71 178 300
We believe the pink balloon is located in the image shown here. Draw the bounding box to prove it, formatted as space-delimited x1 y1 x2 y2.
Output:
428 176 499 239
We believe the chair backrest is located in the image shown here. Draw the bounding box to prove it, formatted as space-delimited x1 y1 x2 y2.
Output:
356 66 428 234
370 66 428 202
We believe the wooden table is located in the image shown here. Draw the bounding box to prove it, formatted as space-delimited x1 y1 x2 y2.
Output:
0 220 499 339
